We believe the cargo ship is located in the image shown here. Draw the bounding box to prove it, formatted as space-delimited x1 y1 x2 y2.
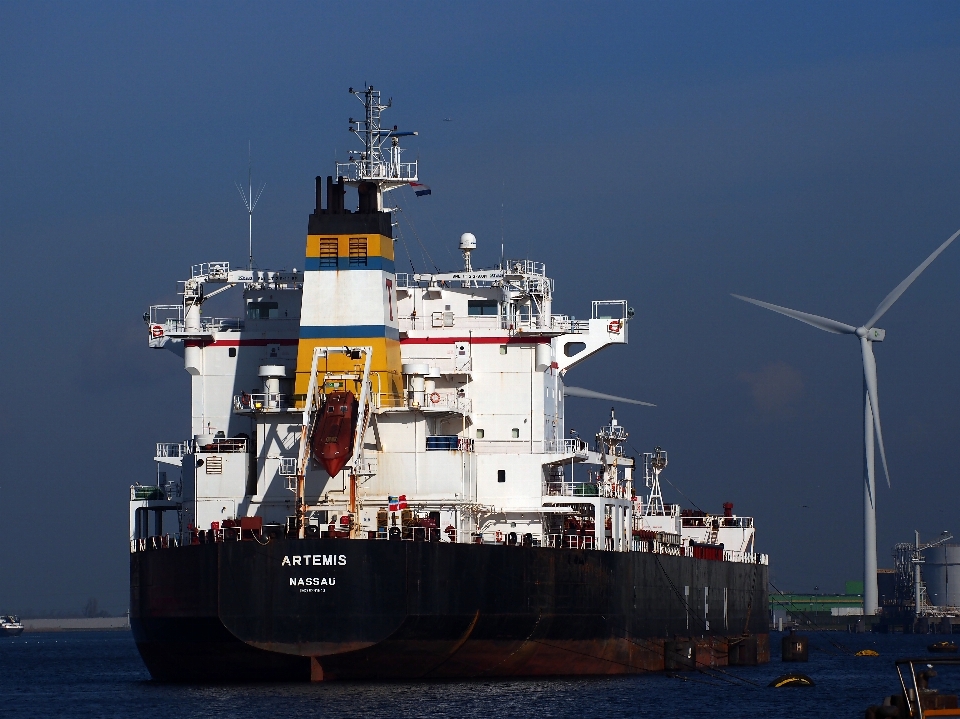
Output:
130 86 769 681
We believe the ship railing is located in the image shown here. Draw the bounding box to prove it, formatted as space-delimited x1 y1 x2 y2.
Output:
335 159 418 182
393 392 472 414
193 437 248 453
149 312 244 336
634 502 681 517
543 481 628 498
429 393 472 413
547 316 589 334
130 527 273 553
191 261 231 279
398 315 550 334
155 442 189 458
679 515 754 529
371 392 407 409
718 516 754 528
130 485 167 501
502 259 547 277
540 534 598 550
424 436 475 452
233 392 290 412
544 438 589 455
723 550 769 565
473 439 588 456
631 537 684 556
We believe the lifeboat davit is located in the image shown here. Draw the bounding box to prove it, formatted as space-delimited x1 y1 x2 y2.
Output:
310 391 359 476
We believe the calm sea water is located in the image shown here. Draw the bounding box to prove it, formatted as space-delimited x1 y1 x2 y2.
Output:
0 630 952 718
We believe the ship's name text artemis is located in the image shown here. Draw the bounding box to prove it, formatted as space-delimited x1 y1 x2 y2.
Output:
281 554 346 567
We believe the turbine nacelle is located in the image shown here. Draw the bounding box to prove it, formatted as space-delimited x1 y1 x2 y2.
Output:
857 327 885 341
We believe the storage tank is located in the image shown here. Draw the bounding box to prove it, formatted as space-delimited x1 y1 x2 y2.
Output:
923 544 960 607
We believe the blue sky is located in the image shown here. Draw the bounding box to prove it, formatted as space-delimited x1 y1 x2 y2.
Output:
3 1 960 613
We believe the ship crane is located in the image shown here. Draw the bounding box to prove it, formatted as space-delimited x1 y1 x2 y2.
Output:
908 530 953 618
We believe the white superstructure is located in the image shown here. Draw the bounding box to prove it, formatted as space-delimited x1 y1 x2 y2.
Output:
131 86 763 565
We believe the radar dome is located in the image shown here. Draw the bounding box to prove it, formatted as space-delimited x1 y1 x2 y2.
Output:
459 233 477 251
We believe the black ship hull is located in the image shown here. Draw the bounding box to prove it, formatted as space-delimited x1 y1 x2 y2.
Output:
131 538 769 681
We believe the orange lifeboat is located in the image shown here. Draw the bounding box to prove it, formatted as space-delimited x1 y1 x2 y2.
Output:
310 391 359 476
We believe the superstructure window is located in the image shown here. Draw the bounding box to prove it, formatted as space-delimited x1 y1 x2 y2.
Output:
319 238 338 268
468 299 498 316
564 342 586 357
497 470 506 483
247 301 279 320
349 237 368 267
476 429 485 439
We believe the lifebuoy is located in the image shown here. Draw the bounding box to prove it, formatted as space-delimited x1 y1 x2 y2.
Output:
607 319 622 333
150 324 164 338
429 391 441 404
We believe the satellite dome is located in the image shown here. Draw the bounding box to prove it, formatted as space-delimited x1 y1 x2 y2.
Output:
459 232 477 251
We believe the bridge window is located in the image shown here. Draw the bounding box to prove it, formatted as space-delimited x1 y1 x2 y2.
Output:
247 302 279 320
468 299 498 316
498 469 505 483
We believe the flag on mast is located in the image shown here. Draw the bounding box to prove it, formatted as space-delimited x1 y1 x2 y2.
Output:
410 182 431 197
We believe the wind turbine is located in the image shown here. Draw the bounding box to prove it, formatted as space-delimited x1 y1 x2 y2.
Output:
733 228 960 615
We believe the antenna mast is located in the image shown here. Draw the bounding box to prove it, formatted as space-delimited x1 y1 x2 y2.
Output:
236 141 266 270
337 86 418 211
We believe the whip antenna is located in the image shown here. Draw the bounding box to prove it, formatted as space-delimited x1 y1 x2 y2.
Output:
236 140 266 270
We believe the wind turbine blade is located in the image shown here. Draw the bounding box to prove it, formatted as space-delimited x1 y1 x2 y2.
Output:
563 386 656 407
861 337 890 488
731 295 857 334
865 227 960 328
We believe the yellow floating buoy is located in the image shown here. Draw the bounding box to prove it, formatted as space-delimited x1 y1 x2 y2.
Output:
769 672 815 688
856 649 880 657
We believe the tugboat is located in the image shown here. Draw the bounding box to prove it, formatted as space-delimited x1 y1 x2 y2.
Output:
129 86 770 682
0 615 24 637
866 658 960 718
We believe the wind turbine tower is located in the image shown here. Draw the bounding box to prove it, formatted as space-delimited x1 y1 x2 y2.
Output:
734 228 960 615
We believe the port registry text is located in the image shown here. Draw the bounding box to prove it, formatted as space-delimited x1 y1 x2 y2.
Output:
281 554 346 567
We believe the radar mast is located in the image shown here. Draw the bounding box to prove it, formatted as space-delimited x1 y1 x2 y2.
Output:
336 85 418 211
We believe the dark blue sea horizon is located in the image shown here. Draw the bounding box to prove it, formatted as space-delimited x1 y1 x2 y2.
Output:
0 630 952 718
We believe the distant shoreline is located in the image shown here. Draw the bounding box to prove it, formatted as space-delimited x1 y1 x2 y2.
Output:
20 617 130 632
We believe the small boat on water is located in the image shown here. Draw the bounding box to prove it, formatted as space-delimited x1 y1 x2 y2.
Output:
0 615 23 637
866 657 960 718
929 641 959 654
